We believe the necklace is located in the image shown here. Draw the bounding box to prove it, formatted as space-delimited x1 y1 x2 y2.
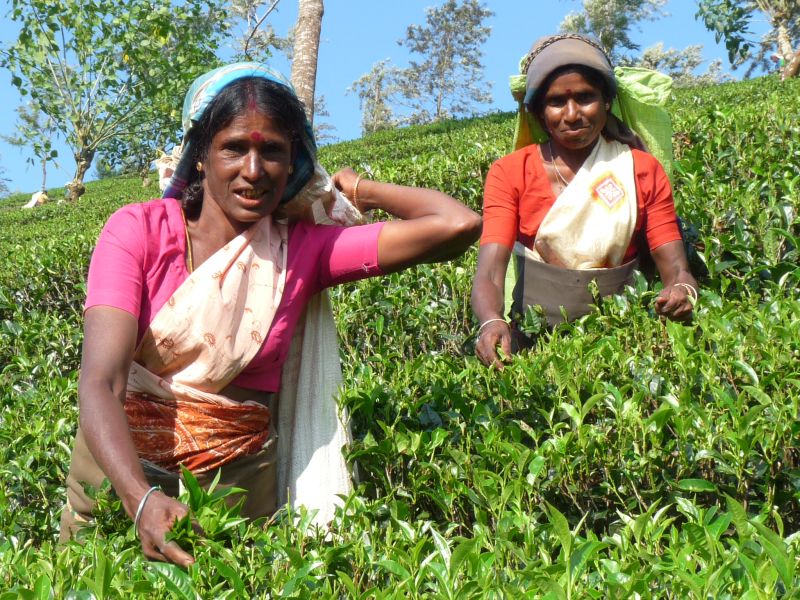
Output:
180 208 194 273
548 141 570 188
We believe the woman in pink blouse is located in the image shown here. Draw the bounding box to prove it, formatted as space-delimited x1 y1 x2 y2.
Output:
60 63 481 565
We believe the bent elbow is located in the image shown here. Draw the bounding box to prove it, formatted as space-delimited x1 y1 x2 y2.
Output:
466 212 483 243
450 212 482 246
435 212 481 260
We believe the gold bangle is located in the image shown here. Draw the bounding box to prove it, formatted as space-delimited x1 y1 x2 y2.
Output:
352 174 366 212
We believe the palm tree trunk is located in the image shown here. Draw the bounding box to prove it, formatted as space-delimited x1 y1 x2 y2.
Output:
783 48 800 79
775 22 795 61
291 0 324 124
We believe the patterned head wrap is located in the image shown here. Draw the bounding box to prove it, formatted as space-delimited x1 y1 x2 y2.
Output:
522 34 616 107
162 62 316 204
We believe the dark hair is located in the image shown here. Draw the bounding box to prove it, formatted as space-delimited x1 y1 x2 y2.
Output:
182 77 308 218
528 64 644 150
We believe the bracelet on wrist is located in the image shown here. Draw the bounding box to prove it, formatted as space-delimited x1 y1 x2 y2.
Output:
352 173 368 213
673 282 698 303
133 485 162 535
477 318 509 338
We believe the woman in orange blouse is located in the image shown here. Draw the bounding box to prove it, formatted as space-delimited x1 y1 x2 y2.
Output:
472 34 698 368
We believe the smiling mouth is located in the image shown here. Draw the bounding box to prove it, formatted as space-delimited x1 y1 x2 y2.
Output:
236 189 268 200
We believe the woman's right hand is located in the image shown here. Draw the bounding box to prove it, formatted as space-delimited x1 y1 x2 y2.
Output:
135 490 195 566
471 243 514 368
330 168 361 206
79 307 195 566
475 320 512 368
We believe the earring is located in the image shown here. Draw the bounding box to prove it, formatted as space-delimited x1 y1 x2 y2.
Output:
196 161 203 172
288 165 294 174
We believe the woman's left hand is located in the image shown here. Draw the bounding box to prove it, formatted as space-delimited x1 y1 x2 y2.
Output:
651 240 698 323
331 168 361 206
332 167 481 273
654 283 695 322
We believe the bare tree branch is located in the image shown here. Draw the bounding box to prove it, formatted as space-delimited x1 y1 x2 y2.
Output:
243 0 282 58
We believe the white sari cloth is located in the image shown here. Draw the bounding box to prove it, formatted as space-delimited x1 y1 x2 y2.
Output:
526 136 637 269
150 160 362 524
507 138 640 326
275 169 364 525
124 216 287 474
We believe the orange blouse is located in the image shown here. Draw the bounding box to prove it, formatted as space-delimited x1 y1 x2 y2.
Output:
480 144 682 261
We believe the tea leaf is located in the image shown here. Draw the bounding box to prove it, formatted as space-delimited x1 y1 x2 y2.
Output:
546 502 572 556
676 479 718 493
147 563 201 600
751 520 795 589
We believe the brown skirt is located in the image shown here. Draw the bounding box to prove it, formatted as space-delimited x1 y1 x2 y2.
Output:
511 255 639 328
58 427 278 543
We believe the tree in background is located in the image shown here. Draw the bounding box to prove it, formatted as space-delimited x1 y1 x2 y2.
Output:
96 121 174 186
350 1 493 133
697 0 800 79
230 0 291 61
98 8 229 187
0 0 226 201
1 102 59 193
93 154 125 181
291 0 323 123
634 43 728 87
348 60 403 135
560 1 728 87
559 0 667 61
234 1 333 136
311 95 338 144
396 0 494 124
0 162 9 198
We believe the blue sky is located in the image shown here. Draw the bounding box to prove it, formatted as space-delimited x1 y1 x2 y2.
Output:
0 0 771 195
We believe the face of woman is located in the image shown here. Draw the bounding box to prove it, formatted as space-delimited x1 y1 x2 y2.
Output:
202 110 293 233
539 71 608 153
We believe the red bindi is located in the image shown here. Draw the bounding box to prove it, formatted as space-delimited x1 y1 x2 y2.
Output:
249 131 264 142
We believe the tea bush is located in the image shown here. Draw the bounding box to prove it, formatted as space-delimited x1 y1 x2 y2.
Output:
1 74 799 597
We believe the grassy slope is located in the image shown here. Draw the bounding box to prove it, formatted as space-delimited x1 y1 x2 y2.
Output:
0 75 798 597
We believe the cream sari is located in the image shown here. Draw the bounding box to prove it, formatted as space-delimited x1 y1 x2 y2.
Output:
62 167 363 537
124 215 287 474
510 137 640 326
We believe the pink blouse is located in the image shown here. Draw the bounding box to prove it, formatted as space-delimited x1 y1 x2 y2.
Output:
85 198 384 392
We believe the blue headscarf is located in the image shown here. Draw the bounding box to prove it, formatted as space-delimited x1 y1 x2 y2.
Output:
162 62 316 204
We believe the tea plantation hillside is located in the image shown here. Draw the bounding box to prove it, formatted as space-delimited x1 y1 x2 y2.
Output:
1 74 799 597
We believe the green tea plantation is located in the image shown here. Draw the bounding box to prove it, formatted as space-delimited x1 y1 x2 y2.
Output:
1 74 798 598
